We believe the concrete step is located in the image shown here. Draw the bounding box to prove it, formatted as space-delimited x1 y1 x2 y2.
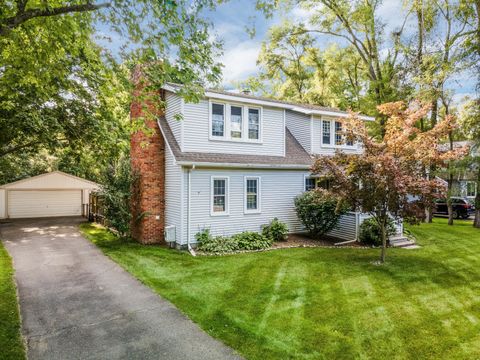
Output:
389 235 416 248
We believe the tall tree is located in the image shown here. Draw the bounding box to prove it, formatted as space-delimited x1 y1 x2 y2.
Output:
0 0 223 182
256 0 411 135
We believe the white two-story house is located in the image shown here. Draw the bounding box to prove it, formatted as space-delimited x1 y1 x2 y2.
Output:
130 82 374 247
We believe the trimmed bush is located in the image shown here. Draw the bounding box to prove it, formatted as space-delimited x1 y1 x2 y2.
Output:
195 229 272 253
294 189 347 239
232 231 273 250
262 218 289 242
359 217 397 246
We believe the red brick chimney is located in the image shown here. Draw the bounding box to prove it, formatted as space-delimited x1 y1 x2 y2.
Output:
130 70 165 244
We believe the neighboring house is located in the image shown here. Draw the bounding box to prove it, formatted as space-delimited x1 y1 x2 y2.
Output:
438 141 478 200
130 83 376 247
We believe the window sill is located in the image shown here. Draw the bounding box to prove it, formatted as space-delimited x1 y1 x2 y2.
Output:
210 212 230 217
209 136 263 145
320 144 357 150
244 210 261 215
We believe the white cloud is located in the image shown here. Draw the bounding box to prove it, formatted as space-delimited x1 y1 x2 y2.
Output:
220 41 261 85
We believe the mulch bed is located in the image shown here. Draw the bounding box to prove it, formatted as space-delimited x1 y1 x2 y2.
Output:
272 233 366 249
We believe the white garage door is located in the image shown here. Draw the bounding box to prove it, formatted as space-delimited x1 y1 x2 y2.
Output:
8 190 82 218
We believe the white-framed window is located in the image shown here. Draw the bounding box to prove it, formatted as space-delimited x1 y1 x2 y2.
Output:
211 103 225 137
209 100 262 143
230 105 243 138
322 120 331 145
305 177 316 191
321 118 355 148
467 181 477 197
248 108 260 140
244 176 261 213
211 176 229 215
335 121 343 145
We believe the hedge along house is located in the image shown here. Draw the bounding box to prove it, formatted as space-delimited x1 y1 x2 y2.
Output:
130 82 403 248
0 171 100 219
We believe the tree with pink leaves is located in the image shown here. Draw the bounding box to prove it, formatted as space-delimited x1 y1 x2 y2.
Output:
312 101 465 263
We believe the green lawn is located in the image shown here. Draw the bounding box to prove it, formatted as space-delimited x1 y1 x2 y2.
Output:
80 219 480 360
0 241 25 360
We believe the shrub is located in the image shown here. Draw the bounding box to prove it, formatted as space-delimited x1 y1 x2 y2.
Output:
195 229 272 253
101 156 138 239
359 217 397 246
231 231 273 250
196 229 240 253
294 189 348 239
262 218 289 242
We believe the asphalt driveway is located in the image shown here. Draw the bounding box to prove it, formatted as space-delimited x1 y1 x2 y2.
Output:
1 217 241 360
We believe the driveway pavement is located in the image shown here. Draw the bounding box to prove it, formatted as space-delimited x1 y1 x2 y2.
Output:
1 217 241 360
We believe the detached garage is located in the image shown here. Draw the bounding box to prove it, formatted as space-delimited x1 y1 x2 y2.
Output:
0 171 100 219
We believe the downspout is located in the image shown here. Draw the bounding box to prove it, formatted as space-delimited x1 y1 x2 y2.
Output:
187 165 196 256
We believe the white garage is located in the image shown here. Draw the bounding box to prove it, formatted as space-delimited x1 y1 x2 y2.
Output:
0 171 100 219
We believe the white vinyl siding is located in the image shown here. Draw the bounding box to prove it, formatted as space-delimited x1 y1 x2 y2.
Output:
182 99 284 156
165 146 183 243
165 91 183 148
183 169 308 245
7 190 82 218
285 110 311 153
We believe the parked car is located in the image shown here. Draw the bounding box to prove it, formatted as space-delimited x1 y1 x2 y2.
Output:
434 197 475 219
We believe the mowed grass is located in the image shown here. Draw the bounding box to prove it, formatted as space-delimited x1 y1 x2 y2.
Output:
0 241 25 360
80 219 480 360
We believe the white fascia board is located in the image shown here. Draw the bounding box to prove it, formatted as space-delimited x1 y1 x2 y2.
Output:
176 161 311 170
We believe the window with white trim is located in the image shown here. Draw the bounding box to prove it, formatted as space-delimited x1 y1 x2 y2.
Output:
211 177 228 215
230 105 243 138
211 103 225 137
305 177 316 191
322 120 331 145
467 181 477 197
248 108 260 140
335 121 343 145
244 176 261 213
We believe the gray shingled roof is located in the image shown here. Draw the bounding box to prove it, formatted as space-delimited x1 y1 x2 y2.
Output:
164 82 361 117
157 116 313 168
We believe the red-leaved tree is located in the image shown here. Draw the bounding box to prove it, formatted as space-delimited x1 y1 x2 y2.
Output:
312 101 464 263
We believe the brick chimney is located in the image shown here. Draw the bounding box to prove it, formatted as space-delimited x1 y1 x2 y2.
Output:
130 71 165 244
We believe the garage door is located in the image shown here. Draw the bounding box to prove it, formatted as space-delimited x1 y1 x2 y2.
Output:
8 190 82 218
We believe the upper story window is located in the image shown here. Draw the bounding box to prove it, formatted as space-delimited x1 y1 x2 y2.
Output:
211 103 225 137
335 121 343 145
230 106 243 138
321 118 355 148
248 108 260 140
244 176 261 213
210 101 262 142
211 176 229 216
322 120 331 145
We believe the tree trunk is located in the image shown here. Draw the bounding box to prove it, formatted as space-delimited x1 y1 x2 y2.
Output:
447 125 454 226
474 166 480 228
380 219 387 263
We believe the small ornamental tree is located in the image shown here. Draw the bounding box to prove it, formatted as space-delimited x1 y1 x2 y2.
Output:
312 101 465 263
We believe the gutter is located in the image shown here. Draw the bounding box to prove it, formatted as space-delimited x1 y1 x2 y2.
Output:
176 161 311 170
186 165 196 256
